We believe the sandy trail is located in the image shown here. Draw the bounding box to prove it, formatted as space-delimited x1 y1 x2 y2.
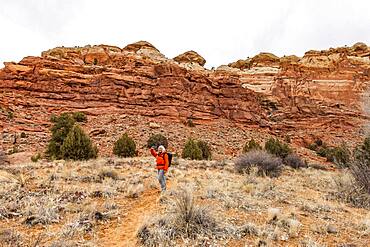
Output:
99 188 162 247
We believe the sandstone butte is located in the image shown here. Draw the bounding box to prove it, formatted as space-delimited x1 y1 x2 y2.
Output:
1 41 370 156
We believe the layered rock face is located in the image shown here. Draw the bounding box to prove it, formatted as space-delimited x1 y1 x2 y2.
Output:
1 41 370 154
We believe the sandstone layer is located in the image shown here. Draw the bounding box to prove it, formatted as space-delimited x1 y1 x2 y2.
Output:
1 41 370 156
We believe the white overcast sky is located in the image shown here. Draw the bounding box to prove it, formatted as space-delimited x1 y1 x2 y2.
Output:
0 0 369 68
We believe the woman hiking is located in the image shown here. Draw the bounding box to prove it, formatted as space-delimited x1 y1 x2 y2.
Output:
150 145 169 192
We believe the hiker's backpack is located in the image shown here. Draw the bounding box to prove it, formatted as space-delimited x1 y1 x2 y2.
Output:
166 152 173 167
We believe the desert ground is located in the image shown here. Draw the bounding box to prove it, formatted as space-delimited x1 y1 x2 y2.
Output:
0 155 368 247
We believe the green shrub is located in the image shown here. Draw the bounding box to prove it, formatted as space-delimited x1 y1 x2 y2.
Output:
60 125 98 160
31 153 42 163
113 133 136 157
72 112 87 123
316 146 331 158
147 134 168 149
182 138 202 160
46 113 76 159
313 142 351 165
197 140 212 160
8 146 19 155
187 119 195 127
7 111 14 119
265 138 292 158
332 143 351 168
308 143 318 151
243 139 262 153
355 136 370 161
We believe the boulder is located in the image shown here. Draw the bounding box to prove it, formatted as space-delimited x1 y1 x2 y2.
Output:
173 50 206 66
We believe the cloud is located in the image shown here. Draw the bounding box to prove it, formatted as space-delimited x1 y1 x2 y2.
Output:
0 0 369 68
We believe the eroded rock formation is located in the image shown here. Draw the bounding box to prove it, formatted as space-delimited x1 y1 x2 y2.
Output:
1 41 370 155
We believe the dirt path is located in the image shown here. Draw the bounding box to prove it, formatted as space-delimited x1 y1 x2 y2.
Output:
99 189 162 247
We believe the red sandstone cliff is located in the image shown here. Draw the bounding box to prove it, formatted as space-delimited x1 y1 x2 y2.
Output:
1 41 370 155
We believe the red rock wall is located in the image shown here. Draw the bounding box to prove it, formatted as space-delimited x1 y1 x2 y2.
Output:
1 42 370 154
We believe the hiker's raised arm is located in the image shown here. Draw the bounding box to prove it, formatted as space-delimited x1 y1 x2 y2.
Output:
150 147 157 157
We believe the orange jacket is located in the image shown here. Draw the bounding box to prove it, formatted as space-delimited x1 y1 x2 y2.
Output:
150 148 169 171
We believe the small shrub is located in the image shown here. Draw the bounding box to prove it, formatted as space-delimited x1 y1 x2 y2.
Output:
137 189 219 245
355 136 370 161
46 113 76 159
182 139 202 160
307 143 318 151
98 168 119 180
8 146 19 155
284 154 306 169
113 133 136 157
187 118 195 127
7 111 14 119
0 151 8 165
243 139 262 153
31 153 42 163
20 132 27 138
235 150 283 177
23 196 61 225
147 134 168 149
316 146 330 158
350 153 370 196
0 229 24 247
172 189 217 237
332 143 351 168
265 138 292 158
60 125 98 160
197 140 212 160
314 139 323 146
333 172 370 208
72 112 87 123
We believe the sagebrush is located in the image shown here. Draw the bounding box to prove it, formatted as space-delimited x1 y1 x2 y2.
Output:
235 150 283 177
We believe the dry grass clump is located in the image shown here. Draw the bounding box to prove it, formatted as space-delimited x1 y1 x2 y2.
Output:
125 183 144 198
23 195 62 225
0 229 24 247
256 208 303 242
235 150 283 177
59 202 119 240
137 189 222 246
98 167 119 180
235 223 260 238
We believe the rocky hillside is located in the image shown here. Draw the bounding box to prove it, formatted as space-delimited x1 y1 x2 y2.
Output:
1 41 370 155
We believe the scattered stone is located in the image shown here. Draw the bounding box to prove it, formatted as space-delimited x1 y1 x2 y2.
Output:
327 224 338 234
149 122 160 129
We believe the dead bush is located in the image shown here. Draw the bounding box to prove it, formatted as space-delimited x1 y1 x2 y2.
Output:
332 172 370 208
284 154 306 169
235 150 283 177
350 156 370 195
